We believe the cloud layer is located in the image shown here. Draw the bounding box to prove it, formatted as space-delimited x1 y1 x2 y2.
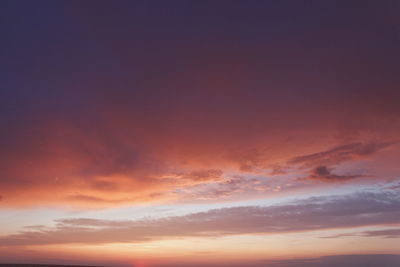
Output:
1 191 399 246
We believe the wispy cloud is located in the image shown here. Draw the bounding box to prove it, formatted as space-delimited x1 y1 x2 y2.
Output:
1 191 399 246
323 228 400 239
288 142 393 168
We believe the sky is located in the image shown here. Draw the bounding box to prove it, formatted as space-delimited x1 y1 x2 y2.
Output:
0 1 400 266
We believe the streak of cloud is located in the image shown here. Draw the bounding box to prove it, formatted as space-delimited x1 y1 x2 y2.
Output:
1 191 399 246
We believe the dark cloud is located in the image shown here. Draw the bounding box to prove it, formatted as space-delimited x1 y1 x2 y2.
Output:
276 142 394 182
289 142 393 168
1 191 399 246
302 166 365 182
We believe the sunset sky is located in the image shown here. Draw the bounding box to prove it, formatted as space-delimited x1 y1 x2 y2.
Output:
1 1 400 266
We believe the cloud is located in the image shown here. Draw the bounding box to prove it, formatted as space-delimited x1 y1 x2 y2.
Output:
361 229 400 238
289 142 393 168
1 191 399 246
226 147 264 172
183 169 223 181
387 182 400 190
272 142 395 182
176 176 267 200
323 228 400 239
301 166 365 182
0 107 397 207
66 194 131 204
163 169 224 183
